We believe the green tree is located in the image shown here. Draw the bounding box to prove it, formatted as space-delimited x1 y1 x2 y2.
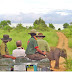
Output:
15 23 26 31
6 20 11 25
33 24 49 31
70 22 72 25
68 25 72 35
0 20 11 29
49 23 55 29
3 25 12 32
28 26 33 29
33 17 49 31
33 17 45 26
58 28 61 30
63 23 69 28
16 23 24 28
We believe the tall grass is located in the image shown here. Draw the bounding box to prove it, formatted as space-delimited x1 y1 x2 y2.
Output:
0 29 58 54
68 38 72 48
41 31 58 47
65 58 72 71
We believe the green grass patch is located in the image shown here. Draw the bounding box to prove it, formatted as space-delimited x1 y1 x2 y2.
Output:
68 38 72 48
65 58 72 71
42 31 58 47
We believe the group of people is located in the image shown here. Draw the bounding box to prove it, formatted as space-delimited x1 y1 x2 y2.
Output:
0 29 50 60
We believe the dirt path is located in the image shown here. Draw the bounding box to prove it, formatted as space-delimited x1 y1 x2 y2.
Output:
51 32 72 71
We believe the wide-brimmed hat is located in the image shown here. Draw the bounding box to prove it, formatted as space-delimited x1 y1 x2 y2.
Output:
36 33 45 37
1 35 12 41
28 29 37 34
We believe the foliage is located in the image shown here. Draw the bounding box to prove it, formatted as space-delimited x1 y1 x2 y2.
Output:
68 38 72 48
65 58 72 71
0 20 11 29
62 25 72 38
33 17 50 31
15 23 26 32
16 23 24 28
28 26 33 29
63 23 69 28
70 22 72 25
3 25 12 32
33 17 45 26
68 25 72 36
58 28 61 30
49 23 55 29
42 31 58 47
33 24 49 31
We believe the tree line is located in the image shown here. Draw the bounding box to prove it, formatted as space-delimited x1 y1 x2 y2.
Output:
0 17 72 32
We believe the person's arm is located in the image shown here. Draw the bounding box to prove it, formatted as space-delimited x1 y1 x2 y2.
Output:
2 55 16 60
35 47 46 55
33 39 46 55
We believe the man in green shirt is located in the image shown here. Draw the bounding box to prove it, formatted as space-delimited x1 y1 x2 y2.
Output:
25 29 47 60
0 35 16 59
36 33 50 52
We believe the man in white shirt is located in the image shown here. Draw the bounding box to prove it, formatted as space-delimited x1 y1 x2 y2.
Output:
12 40 26 57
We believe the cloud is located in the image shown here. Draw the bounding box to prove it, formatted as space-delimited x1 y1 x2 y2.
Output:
0 9 72 24
0 0 72 14
56 12 68 15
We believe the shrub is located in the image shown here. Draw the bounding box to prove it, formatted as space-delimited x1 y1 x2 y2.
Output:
65 59 72 71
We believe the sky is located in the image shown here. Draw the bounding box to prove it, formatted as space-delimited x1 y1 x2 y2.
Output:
0 0 72 14
0 0 72 27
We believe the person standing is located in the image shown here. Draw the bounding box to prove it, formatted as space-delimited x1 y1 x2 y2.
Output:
25 29 47 60
0 35 16 59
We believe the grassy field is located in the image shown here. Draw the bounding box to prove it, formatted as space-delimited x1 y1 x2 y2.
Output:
68 38 72 48
0 29 58 54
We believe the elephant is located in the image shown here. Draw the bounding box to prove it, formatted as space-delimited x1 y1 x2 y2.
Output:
46 48 67 69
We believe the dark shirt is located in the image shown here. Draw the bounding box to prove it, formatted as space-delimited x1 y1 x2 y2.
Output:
25 36 38 54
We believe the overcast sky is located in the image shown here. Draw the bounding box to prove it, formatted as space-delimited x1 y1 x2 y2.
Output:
0 0 72 14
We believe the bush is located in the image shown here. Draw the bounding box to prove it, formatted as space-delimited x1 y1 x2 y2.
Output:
33 17 50 31
33 17 45 26
3 25 12 32
49 23 55 29
58 28 61 30
33 24 49 31
63 23 69 28
15 23 26 32
65 59 72 71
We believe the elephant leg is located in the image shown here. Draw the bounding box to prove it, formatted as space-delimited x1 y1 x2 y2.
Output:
50 60 52 68
54 58 59 69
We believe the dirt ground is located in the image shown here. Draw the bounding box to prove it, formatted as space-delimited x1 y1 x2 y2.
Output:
51 32 72 71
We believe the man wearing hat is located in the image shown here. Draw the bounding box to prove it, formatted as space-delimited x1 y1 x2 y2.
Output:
25 29 47 60
36 33 50 52
0 35 16 59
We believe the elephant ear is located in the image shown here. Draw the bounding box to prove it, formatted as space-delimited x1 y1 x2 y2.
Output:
62 49 66 54
62 49 66 52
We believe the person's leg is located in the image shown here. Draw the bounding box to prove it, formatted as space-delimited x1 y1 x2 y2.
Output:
26 53 47 60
